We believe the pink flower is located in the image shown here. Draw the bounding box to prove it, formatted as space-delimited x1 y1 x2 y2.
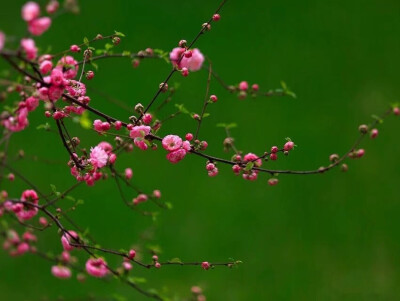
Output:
125 168 133 180
86 258 108 278
134 138 148 150
17 242 30 255
143 113 152 124
97 141 113 153
239 81 249 91
25 96 39 111
153 190 161 199
28 17 51 36
133 194 148 205
162 135 183 152
243 153 262 167
170 47 204 71
50 68 64 86
22 2 40 22
166 148 187 164
90 146 109 168
201 261 210 270
48 85 63 101
2 108 29 132
51 265 72 279
65 80 86 97
284 141 294 151
39 60 53 74
129 125 151 139
0 32 5 51
15 189 39 221
20 38 37 60
56 56 79 79
123 261 132 271
46 1 59 14
61 231 79 251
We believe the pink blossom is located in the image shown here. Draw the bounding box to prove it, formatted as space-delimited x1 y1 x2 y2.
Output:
66 80 86 97
0 32 5 51
48 85 63 101
129 125 151 139
166 148 187 164
123 262 132 271
50 68 64 86
2 108 29 132
153 190 161 199
170 47 204 71
162 135 183 152
17 242 30 255
20 38 37 60
97 141 113 153
15 189 39 221
284 141 294 151
51 265 72 279
134 138 148 150
143 113 152 124
46 1 59 14
243 153 262 167
28 17 51 36
39 60 53 74
90 146 109 168
201 261 210 270
133 194 148 205
125 168 133 180
22 2 40 22
61 231 79 251
86 258 108 278
239 81 249 91
56 56 79 79
25 96 39 111
22 231 37 242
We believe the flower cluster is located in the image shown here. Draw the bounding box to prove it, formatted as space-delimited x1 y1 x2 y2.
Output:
162 134 191 163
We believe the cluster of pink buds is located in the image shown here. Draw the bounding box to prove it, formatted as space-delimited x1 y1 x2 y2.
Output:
3 229 37 257
235 81 259 99
2 190 39 220
206 162 219 177
22 1 52 36
152 254 161 269
162 135 191 163
133 194 148 206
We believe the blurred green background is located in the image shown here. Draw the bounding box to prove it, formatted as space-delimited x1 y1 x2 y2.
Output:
1 0 400 300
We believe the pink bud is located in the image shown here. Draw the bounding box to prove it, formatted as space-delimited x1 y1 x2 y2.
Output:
22 2 40 22
239 81 249 91
212 14 221 22
201 261 210 270
210 95 218 102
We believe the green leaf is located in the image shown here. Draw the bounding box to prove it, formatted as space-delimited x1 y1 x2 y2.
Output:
50 184 57 194
79 111 92 129
244 162 254 171
83 37 89 46
168 258 182 264
36 123 51 131
114 30 126 37
122 50 131 56
128 276 147 284
202 113 210 118
371 114 384 124
174 104 189 114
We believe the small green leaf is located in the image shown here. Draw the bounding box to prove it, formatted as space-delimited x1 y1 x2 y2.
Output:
245 162 254 171
114 30 126 37
168 258 182 264
83 37 89 46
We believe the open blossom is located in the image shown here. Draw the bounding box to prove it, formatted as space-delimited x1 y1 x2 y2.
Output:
0 32 5 51
51 265 72 279
20 38 37 60
61 230 79 251
243 153 262 167
90 146 109 168
162 135 183 152
66 80 86 97
28 17 51 36
166 148 187 164
86 258 108 278
39 60 53 74
22 2 40 22
129 125 151 139
56 56 79 79
169 47 204 71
